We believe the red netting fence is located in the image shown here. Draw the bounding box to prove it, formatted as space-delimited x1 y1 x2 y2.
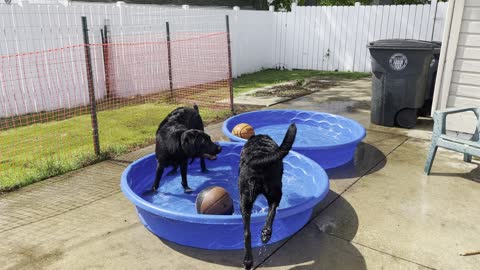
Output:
0 18 232 190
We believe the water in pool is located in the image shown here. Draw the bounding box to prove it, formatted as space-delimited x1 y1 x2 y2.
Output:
255 123 351 147
140 160 307 216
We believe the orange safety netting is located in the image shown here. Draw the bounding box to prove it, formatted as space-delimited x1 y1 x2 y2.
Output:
0 31 232 187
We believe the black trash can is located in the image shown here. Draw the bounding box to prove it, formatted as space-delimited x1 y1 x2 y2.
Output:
367 39 438 128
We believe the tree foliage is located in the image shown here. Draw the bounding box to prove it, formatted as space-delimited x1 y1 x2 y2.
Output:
273 0 294 11
254 0 448 10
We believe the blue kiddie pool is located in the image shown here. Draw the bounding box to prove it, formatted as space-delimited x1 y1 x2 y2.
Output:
121 142 329 250
223 110 366 169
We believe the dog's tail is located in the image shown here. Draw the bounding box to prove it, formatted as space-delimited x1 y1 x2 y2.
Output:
249 123 297 168
193 103 199 112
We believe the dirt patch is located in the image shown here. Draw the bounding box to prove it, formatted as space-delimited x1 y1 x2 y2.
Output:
248 79 339 99
303 79 338 90
251 85 314 98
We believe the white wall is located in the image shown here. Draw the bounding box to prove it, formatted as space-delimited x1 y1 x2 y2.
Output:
229 10 275 77
433 0 479 134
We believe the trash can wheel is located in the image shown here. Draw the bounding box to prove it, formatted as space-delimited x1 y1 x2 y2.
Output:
395 108 417 129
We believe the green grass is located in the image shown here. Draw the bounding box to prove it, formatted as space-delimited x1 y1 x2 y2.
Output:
1 69 369 192
233 69 370 95
0 103 229 192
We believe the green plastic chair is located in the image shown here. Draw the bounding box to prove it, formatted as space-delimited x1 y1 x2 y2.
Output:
424 107 480 175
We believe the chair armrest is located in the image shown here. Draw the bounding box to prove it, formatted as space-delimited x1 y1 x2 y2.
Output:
433 107 477 117
432 107 480 137
432 107 479 136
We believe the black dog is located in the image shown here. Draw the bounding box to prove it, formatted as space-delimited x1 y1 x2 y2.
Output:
152 105 222 193
238 123 297 269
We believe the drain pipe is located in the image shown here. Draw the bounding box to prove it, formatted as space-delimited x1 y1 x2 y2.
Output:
430 0 464 114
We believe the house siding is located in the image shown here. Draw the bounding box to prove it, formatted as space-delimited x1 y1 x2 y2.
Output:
441 1 480 134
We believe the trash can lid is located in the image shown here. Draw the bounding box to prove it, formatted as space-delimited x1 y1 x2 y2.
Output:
367 39 438 50
430 41 442 54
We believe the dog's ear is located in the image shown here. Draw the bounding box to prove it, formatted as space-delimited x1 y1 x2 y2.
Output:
181 130 206 157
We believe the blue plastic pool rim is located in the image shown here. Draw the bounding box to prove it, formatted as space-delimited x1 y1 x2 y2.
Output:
120 142 329 225
222 109 366 149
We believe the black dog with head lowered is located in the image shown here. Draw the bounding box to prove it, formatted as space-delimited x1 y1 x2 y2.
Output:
238 123 297 270
152 105 222 193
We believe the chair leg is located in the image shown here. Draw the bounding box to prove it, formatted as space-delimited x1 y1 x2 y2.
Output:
424 143 438 175
464 154 472 163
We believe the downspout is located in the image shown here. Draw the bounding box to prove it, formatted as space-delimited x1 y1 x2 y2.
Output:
431 0 455 114
431 0 465 114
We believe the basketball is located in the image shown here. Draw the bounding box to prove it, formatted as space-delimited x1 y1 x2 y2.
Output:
196 186 234 215
232 123 255 139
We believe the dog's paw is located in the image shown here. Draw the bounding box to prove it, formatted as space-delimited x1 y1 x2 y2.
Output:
201 168 209 173
243 259 253 270
151 185 158 192
183 187 193 194
261 228 272 244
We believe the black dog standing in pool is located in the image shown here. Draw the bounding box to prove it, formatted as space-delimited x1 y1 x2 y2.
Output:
152 105 222 193
238 123 297 269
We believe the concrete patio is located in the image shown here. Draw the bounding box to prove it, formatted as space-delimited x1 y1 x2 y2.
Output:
0 78 479 270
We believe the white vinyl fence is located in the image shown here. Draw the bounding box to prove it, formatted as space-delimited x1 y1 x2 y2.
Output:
0 2 274 78
273 1 448 72
0 1 447 76
0 1 448 117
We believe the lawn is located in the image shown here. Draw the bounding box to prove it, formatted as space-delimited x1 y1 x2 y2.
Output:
0 69 369 192
233 69 369 95
0 103 230 192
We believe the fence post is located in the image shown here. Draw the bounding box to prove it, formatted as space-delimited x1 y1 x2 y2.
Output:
82 16 101 156
430 0 439 41
225 15 234 114
101 19 113 99
166 21 174 102
351 1 361 72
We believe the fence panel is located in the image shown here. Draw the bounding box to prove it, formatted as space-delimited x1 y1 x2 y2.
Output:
228 10 275 77
0 5 233 188
0 2 449 75
274 2 448 72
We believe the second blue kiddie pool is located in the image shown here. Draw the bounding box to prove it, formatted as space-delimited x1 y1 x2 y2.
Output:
121 142 329 250
222 110 366 169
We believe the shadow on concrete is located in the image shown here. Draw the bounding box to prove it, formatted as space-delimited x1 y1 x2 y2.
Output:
414 117 434 131
430 163 480 183
159 192 364 270
254 192 365 270
327 142 387 180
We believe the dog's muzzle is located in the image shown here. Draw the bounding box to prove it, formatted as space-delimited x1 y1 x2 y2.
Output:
202 145 222 160
203 153 217 160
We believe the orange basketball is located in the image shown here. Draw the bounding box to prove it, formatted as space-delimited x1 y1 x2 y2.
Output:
196 186 234 215
232 123 255 139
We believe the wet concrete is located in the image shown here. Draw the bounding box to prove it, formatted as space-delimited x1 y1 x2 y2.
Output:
1 78 479 270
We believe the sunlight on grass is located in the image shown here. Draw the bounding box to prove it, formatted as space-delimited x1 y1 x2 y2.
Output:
0 102 228 191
